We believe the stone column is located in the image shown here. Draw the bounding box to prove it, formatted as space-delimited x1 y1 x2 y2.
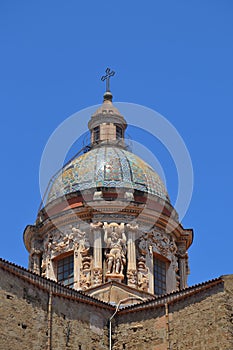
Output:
73 244 81 290
90 222 103 286
177 242 187 289
126 224 138 288
146 244 154 294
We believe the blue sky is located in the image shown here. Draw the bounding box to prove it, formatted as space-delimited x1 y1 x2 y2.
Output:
0 1 232 286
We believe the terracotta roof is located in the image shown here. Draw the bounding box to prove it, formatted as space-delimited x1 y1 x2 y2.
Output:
119 276 224 314
0 257 225 313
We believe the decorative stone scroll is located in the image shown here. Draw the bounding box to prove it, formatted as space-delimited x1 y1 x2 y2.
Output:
137 230 178 293
41 225 92 285
146 230 177 260
136 250 149 292
127 270 138 286
92 268 103 285
43 225 90 260
137 256 148 291
80 255 92 290
72 227 92 290
104 222 126 281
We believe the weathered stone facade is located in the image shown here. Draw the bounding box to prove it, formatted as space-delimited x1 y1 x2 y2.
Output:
24 218 192 297
1 258 233 350
114 277 233 349
0 259 112 350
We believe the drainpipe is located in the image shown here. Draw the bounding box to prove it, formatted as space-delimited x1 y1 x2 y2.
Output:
47 290 53 350
108 296 145 350
165 302 171 350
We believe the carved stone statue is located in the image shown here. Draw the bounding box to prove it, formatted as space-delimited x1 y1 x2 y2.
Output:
104 223 126 275
71 227 90 255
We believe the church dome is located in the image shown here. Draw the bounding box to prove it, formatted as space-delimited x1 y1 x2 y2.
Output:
24 71 193 298
47 145 170 204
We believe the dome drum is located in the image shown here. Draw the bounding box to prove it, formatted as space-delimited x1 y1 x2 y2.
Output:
37 187 178 229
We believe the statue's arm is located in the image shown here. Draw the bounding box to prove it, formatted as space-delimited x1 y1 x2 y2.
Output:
104 229 109 244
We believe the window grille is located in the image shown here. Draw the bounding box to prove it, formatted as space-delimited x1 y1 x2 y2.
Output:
57 255 74 287
116 126 123 139
154 257 166 295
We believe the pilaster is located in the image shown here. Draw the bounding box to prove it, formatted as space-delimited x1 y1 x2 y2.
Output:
90 222 103 286
147 245 154 294
126 224 138 288
177 242 188 289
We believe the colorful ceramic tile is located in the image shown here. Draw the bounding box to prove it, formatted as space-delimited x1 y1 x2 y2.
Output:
47 146 169 203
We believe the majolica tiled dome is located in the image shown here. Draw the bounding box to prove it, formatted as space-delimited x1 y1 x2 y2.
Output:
47 146 169 204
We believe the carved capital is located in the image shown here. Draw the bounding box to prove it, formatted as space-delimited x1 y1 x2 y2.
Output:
176 242 187 258
126 223 138 232
90 221 104 232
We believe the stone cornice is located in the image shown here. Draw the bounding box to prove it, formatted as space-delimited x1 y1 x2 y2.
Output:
25 198 193 252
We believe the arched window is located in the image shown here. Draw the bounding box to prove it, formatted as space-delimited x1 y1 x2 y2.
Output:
154 257 166 295
57 254 74 287
93 126 100 142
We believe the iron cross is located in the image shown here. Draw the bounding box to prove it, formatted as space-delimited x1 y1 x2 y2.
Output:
101 68 115 92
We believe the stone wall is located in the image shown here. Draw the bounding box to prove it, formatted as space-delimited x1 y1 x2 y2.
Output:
0 267 111 350
1 261 233 350
169 280 232 350
113 307 168 350
114 276 233 350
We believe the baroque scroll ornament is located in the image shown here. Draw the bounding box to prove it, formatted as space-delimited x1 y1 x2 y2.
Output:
43 225 90 259
138 230 177 261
